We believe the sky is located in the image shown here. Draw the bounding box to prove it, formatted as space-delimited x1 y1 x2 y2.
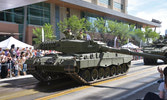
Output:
128 0 167 35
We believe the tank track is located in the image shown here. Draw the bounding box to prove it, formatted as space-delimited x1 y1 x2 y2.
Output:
67 72 127 84
27 62 130 84
64 62 130 84
27 66 47 82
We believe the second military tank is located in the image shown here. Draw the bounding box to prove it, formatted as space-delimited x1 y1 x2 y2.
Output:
26 40 167 84
143 38 167 65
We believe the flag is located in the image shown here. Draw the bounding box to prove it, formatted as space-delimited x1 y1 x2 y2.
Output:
42 27 44 42
114 36 117 48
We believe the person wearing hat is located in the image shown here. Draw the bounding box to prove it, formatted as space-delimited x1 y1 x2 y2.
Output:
5 48 9 56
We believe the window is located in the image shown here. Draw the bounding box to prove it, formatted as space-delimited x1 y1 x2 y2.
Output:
99 0 110 5
28 2 50 25
6 12 13 22
0 7 24 24
14 7 24 24
0 12 5 21
14 7 24 15
114 2 123 10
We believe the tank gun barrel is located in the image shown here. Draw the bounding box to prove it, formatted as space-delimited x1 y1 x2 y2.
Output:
101 46 167 60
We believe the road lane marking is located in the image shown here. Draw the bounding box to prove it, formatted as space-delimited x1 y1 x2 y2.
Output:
36 66 158 100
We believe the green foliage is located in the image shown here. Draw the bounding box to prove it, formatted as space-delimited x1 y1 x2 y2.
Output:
58 15 91 38
144 26 160 43
57 19 68 33
117 22 131 44
68 15 81 34
57 15 160 46
107 20 160 45
132 28 145 42
94 17 106 34
107 20 119 34
107 21 132 45
33 23 55 44
82 19 92 31
33 27 42 44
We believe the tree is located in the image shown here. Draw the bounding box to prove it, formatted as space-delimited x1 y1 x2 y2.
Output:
144 26 160 43
116 22 131 45
130 28 145 45
108 21 131 45
128 25 145 45
58 15 91 39
94 17 106 34
33 23 55 45
107 20 119 35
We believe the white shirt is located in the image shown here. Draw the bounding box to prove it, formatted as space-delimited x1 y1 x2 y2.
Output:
158 82 167 100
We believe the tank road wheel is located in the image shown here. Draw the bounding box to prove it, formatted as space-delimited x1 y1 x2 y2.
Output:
98 68 105 79
91 68 98 81
121 64 126 73
104 67 111 78
81 70 91 82
116 66 121 75
152 59 157 65
144 58 148 65
124 64 130 73
111 66 116 76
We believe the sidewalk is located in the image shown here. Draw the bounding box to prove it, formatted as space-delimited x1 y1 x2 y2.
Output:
0 74 33 82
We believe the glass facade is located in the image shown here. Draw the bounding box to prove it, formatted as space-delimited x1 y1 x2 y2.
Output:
0 7 24 24
99 0 110 5
87 16 97 31
114 2 123 10
83 12 99 32
28 2 50 25
84 12 109 32
0 2 50 26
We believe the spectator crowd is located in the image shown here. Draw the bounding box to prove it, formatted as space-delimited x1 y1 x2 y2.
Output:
0 44 57 79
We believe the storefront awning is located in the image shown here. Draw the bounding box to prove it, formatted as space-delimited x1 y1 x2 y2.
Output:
0 0 46 11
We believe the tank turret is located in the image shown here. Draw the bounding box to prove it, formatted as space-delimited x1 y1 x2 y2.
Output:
26 40 167 84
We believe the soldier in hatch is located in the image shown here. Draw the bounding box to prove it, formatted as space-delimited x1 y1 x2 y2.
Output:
63 29 74 39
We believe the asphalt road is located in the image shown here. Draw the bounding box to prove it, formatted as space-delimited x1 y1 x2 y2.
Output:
0 59 166 100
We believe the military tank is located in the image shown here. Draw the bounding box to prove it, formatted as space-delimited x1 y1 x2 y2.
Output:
26 40 167 84
143 38 167 65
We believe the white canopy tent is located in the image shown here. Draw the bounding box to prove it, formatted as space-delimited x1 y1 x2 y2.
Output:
0 36 34 49
122 42 139 49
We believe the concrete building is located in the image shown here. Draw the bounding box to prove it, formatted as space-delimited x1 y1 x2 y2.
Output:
0 0 160 45
83 0 128 13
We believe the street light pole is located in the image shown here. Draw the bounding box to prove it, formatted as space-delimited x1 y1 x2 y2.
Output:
23 6 27 42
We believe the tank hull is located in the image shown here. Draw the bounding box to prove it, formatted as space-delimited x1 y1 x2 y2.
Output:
26 52 132 84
